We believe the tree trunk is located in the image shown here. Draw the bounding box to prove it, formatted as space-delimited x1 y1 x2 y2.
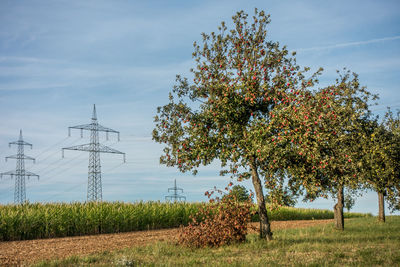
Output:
334 185 344 230
249 157 273 240
378 191 385 222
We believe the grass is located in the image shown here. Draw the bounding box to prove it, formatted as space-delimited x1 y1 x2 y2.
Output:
35 216 400 266
0 201 371 241
258 205 369 221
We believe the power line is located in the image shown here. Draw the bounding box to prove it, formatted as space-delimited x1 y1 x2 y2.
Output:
38 152 87 177
46 140 120 179
29 137 82 171
29 138 116 177
32 136 70 159
40 161 128 203
103 162 125 173
25 153 88 189
41 181 87 203
40 162 128 203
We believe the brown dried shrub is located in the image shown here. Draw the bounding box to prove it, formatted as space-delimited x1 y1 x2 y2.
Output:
178 186 254 248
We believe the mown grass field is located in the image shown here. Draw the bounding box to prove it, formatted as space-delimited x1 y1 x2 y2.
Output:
35 216 400 266
0 201 370 241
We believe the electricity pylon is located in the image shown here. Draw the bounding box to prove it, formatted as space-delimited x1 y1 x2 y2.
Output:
1 130 39 204
62 104 125 201
165 179 186 202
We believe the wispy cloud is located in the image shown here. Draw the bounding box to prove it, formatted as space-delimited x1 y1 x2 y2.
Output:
295 36 400 52
0 56 58 64
0 56 193 92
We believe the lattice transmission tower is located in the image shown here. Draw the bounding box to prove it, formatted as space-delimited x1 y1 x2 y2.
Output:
0 130 39 204
165 179 186 202
62 104 125 201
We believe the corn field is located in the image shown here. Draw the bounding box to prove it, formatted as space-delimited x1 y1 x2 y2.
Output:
0 202 371 241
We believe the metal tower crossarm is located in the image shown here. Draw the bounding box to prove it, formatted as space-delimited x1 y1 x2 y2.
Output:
5 154 36 162
68 105 120 140
9 139 33 147
62 143 125 162
68 124 120 140
0 130 39 203
0 170 39 178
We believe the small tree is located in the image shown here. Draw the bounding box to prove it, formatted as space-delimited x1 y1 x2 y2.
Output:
343 191 356 212
225 185 251 202
361 109 400 222
382 109 400 215
153 9 320 240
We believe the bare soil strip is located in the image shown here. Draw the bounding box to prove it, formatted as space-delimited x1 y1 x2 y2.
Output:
0 219 333 266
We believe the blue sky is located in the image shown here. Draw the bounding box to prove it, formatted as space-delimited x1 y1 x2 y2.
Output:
0 0 399 215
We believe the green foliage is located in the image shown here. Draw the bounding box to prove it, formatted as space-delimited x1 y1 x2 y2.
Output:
178 192 253 247
361 108 400 212
224 185 251 202
384 109 400 211
264 69 377 230
152 8 320 194
151 9 377 231
344 193 356 212
270 70 377 199
264 182 297 208
152 9 324 239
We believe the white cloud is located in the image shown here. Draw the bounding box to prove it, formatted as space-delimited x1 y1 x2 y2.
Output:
295 36 400 52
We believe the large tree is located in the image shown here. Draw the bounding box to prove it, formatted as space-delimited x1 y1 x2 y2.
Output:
153 9 320 240
270 70 376 230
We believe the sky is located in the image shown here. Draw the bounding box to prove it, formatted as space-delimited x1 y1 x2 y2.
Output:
0 0 399 215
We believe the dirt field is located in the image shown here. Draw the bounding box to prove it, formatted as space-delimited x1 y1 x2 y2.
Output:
0 219 333 266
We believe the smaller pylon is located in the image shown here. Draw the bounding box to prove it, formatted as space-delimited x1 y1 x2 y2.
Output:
165 179 186 202
0 130 39 204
